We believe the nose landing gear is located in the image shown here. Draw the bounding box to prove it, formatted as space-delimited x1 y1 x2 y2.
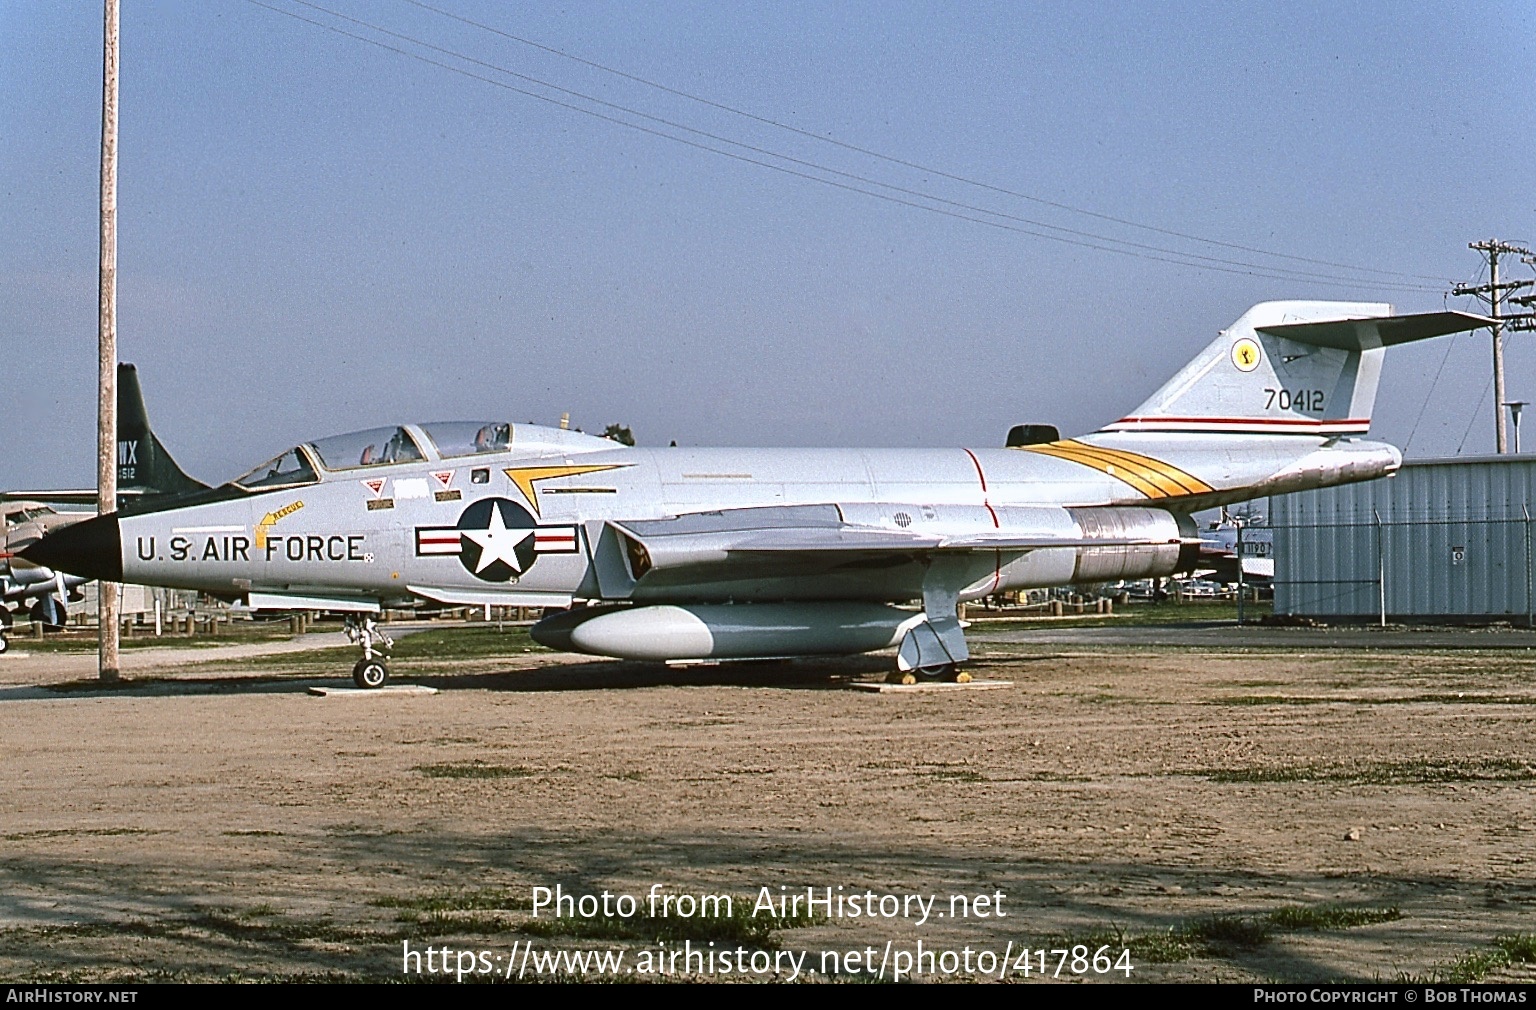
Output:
344 615 393 689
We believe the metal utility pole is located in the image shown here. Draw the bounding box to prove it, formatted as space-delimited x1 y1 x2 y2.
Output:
1234 519 1246 626
98 0 120 683
1453 240 1534 454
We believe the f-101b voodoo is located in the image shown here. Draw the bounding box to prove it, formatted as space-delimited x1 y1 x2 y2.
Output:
25 301 1487 687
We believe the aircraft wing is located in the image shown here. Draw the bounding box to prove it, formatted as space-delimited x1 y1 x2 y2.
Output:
0 488 156 508
606 504 1184 577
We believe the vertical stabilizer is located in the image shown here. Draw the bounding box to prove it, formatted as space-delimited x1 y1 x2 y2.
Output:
1103 301 1394 436
117 363 206 496
1099 302 1489 437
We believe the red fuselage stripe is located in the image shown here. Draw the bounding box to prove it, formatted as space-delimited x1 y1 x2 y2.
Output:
1111 416 1369 427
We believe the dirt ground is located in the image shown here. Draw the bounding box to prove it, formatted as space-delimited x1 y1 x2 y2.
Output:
1 625 1533 983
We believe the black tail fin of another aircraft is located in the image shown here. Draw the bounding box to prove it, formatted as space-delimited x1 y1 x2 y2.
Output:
117 363 207 497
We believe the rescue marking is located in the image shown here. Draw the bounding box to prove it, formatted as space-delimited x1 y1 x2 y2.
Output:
253 500 305 550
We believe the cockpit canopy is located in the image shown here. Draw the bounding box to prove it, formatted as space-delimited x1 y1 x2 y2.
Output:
418 422 512 458
307 426 425 470
232 422 533 490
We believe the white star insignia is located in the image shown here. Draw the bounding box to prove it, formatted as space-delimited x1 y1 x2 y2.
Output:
461 504 534 574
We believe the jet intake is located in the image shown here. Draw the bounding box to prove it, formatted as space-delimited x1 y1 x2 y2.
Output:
533 602 921 662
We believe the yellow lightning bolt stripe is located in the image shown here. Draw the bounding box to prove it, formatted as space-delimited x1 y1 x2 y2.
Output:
1020 440 1213 499
503 464 628 516
253 500 304 550
1055 441 1212 496
1024 442 1166 498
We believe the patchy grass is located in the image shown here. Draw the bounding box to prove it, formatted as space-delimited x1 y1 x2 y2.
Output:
917 767 988 783
1215 693 1536 707
1410 934 1536 983
388 626 544 660
3 910 395 947
1189 914 1273 950
520 901 819 948
1198 758 1533 785
366 887 823 948
204 625 549 675
413 762 543 780
971 600 1272 628
16 623 299 652
1048 905 1402 968
1267 905 1402 932
371 888 529 915
1 827 158 841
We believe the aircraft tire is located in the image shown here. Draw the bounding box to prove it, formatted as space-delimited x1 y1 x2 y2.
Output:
913 663 957 683
0 633 8 655
29 598 65 631
352 657 389 690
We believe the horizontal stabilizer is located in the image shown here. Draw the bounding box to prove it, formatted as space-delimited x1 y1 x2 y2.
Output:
1256 310 1492 350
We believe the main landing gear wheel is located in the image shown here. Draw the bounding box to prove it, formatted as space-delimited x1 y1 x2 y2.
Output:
0 633 9 655
914 662 958 683
29 597 66 631
353 656 389 690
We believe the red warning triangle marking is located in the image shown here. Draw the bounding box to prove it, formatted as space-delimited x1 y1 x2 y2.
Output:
431 470 455 489
363 478 386 497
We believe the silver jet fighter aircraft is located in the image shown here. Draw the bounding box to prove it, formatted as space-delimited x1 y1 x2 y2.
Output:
24 301 1488 687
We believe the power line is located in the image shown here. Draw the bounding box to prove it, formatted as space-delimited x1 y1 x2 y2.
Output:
404 0 1452 287
253 1 1445 292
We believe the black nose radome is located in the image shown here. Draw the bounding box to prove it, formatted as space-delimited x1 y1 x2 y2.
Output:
19 514 123 583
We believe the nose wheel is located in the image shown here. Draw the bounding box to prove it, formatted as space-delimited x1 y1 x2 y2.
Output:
344 614 393 689
352 656 389 689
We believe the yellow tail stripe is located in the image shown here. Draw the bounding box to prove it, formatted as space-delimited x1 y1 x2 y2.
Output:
1041 443 1191 497
1058 441 1213 496
1023 443 1169 499
1021 440 1212 499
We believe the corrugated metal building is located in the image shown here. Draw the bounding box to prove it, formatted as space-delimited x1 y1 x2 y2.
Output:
1270 455 1536 623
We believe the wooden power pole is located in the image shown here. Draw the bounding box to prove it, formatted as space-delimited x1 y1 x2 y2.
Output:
1454 240 1534 454
98 0 120 683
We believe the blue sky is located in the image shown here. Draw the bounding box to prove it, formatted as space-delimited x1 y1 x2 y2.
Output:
2 1 1533 488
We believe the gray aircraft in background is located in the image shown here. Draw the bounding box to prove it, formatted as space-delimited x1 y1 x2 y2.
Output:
25 301 1487 686
0 364 204 652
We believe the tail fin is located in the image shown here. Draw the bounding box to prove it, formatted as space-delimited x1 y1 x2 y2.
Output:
1102 301 1489 437
117 363 207 497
